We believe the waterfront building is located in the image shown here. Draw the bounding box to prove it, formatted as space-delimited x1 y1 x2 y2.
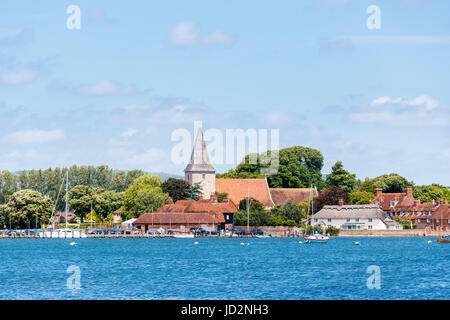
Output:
132 195 237 233
112 207 122 223
53 211 77 224
371 187 446 229
429 203 450 231
311 202 401 230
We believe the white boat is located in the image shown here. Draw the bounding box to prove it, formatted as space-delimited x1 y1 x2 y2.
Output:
41 228 87 238
304 233 329 243
303 185 329 244
173 232 195 238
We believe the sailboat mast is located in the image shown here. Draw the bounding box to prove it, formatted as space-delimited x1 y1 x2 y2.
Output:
65 171 69 229
247 183 250 232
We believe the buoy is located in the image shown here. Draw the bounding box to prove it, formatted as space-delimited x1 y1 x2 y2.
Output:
240 242 245 245
427 240 432 244
298 241 303 244
70 242 77 246
355 241 360 245
194 241 199 245
247 243 250 246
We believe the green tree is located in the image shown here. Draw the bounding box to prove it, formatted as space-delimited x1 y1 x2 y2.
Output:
4 190 53 229
217 146 324 189
349 191 374 205
325 161 356 193
372 173 413 193
187 183 202 201
413 184 450 203
122 174 168 219
215 192 228 202
314 186 348 212
161 178 191 202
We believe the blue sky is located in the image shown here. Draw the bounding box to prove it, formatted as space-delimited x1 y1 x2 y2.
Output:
0 0 449 185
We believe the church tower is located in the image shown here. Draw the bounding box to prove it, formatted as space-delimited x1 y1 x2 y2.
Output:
184 128 216 199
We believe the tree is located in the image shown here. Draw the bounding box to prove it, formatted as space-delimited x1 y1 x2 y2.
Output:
69 185 123 222
358 178 377 194
122 174 168 219
349 191 374 205
85 209 101 223
4 190 53 229
314 186 347 212
413 184 450 203
217 146 324 189
372 173 413 193
161 178 191 202
215 192 228 202
325 161 357 193
187 183 202 201
270 199 304 224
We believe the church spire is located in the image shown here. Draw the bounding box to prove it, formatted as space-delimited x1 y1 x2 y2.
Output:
184 128 215 173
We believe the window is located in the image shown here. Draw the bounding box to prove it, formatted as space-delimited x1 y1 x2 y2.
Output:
328 218 332 222
346 218 350 222
368 225 373 230
355 218 359 222
368 218 373 222
437 219 440 223
314 219 318 222
202 174 206 179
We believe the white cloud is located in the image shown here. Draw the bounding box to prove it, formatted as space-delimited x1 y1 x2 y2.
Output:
203 30 235 45
129 148 164 166
349 36 450 46
76 80 135 95
1 68 38 85
170 21 235 47
120 128 138 138
10 129 65 144
123 104 150 112
349 95 447 125
170 21 198 46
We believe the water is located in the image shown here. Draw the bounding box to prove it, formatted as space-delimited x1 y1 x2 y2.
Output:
0 237 448 300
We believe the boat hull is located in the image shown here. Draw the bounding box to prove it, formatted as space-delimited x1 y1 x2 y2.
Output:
437 238 450 243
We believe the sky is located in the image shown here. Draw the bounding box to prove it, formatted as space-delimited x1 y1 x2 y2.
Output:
0 0 449 185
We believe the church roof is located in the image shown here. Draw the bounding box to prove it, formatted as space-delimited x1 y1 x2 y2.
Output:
184 128 215 173
270 188 318 205
215 178 275 208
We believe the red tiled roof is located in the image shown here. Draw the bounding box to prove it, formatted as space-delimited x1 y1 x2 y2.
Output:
430 204 450 220
270 188 317 205
133 212 223 225
133 198 237 225
215 178 274 208
371 193 407 211
113 207 122 214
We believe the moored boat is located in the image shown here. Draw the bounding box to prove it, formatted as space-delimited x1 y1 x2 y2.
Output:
437 235 450 243
304 233 329 243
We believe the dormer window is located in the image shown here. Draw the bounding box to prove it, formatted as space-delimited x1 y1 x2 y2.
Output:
390 200 398 207
202 174 206 179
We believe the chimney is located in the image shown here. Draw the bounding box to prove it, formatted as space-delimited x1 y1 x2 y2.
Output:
376 188 383 197
413 199 420 207
406 187 413 198
168 197 174 204
338 198 344 206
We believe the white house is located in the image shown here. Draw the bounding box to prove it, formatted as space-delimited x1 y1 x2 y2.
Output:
311 204 401 230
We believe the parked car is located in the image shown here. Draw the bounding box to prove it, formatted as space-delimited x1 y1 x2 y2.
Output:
252 228 264 235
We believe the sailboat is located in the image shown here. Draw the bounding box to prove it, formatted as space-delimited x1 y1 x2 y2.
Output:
303 186 329 244
41 171 86 239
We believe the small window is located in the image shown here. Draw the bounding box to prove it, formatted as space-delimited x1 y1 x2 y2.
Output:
328 218 332 222
368 225 372 230
368 218 373 222
314 219 318 222
355 218 359 222
202 174 206 179
346 218 350 222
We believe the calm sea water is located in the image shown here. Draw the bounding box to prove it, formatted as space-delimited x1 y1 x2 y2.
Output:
0 237 448 300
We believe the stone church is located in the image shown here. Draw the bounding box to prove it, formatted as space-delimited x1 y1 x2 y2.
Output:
184 128 317 207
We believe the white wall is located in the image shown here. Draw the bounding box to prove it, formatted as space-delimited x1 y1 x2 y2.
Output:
312 217 393 230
